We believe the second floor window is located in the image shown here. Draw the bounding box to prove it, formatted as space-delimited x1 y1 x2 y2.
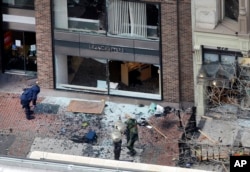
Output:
2 0 34 9
225 0 239 21
55 0 159 40
107 0 159 39
67 0 106 32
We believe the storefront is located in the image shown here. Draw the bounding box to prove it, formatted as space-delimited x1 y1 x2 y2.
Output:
194 35 250 115
0 0 194 106
193 0 250 115
1 0 37 75
53 0 162 100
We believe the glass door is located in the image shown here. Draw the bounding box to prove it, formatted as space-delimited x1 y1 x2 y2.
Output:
3 30 37 74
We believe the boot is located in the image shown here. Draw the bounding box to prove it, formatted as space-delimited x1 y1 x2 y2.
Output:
27 116 35 120
127 149 136 156
26 109 35 120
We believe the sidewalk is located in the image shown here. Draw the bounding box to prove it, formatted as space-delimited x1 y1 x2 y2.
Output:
0 73 192 167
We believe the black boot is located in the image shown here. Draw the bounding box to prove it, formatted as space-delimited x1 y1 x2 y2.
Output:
27 116 35 120
26 109 35 120
127 149 136 156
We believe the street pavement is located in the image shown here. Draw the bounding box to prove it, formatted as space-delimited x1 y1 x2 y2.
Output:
0 89 190 167
1 74 250 172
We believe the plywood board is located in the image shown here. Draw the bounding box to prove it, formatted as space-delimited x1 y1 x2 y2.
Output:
66 100 105 114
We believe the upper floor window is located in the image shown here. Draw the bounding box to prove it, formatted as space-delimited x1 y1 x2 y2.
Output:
225 0 239 21
54 0 159 40
107 0 159 39
67 0 106 32
2 0 35 9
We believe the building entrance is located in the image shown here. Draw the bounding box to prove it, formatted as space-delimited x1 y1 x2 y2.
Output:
3 30 37 75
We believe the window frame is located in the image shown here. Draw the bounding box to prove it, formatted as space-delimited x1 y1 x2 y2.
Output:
2 0 35 9
219 0 239 22
201 48 242 81
53 0 160 40
106 0 160 40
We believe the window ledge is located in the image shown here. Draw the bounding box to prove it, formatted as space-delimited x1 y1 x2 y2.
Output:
194 18 242 36
220 18 238 32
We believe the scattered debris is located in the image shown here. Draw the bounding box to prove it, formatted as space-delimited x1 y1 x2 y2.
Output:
198 130 218 144
82 121 89 127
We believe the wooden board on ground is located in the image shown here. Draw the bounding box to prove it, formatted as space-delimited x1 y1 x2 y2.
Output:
66 100 105 114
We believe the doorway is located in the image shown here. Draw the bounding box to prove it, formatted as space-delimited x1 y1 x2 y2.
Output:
3 30 37 75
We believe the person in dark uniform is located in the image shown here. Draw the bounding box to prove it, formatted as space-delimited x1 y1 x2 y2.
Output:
125 118 138 156
20 81 40 120
30 81 40 107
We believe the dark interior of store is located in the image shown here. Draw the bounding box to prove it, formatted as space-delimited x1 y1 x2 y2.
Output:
4 31 37 72
69 57 159 94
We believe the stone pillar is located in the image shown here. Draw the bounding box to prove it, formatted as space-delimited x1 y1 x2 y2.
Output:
238 0 248 34
194 0 219 29
193 45 206 116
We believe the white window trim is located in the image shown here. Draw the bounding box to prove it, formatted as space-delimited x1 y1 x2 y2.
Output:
219 0 239 32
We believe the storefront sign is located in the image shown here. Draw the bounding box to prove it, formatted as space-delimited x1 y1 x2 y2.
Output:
89 44 124 53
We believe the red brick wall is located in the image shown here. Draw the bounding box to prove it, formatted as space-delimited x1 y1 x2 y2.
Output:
160 0 194 104
35 0 54 89
178 0 194 103
161 1 180 103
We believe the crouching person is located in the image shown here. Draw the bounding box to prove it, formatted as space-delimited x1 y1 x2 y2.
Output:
20 88 34 120
20 81 40 120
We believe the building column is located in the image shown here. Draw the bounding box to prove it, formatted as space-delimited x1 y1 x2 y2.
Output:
193 45 206 116
238 0 248 34
35 0 53 89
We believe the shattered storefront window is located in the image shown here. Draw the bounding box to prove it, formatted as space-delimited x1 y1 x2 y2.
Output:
198 50 250 113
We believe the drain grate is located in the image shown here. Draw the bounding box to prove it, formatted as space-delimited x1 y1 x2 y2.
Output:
34 103 59 114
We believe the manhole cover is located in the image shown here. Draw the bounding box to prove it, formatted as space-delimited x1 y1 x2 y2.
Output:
34 103 59 114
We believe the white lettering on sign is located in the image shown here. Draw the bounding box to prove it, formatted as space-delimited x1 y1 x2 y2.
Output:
89 44 124 53
234 160 247 167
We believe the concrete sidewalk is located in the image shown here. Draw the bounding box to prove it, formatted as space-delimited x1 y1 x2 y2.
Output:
0 73 224 171
0 91 191 167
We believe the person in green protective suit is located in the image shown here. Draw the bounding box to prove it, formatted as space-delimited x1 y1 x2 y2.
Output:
125 118 138 156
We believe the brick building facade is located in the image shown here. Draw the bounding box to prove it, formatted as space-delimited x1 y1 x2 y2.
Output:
1 0 193 107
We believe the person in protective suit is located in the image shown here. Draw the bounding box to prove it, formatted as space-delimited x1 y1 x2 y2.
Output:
125 118 138 156
111 130 122 160
20 81 40 120
112 120 126 160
